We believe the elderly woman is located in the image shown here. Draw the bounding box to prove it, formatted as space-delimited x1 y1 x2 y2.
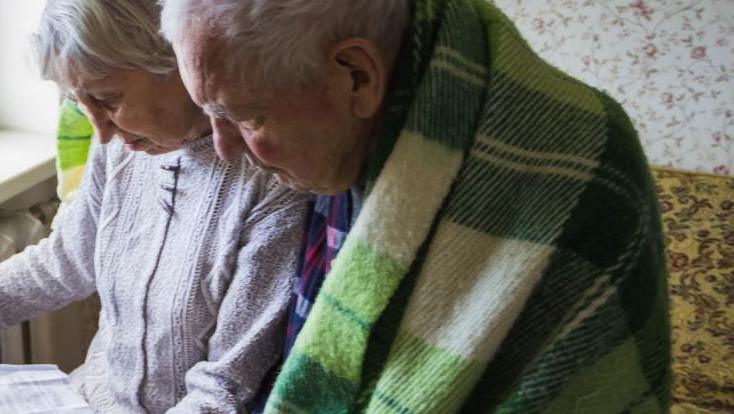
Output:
0 0 310 412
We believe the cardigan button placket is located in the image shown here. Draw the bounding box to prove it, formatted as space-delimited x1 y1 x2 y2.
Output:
158 160 181 215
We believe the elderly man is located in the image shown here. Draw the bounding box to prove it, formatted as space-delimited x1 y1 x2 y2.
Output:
161 0 670 413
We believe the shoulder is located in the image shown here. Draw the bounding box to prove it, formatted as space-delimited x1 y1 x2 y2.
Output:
555 90 661 269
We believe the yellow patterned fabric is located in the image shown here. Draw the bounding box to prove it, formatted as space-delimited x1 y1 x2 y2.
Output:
653 167 734 414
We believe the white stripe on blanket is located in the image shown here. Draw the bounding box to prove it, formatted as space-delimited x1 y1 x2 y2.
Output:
351 131 463 267
401 221 553 361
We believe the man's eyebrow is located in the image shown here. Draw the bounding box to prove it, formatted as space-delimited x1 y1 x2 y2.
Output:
203 102 268 119
231 102 268 113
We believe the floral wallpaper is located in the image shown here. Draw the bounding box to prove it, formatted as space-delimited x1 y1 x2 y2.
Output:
493 0 734 175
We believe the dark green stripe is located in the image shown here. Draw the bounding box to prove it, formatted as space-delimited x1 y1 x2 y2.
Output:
321 292 371 332
373 389 415 414
58 135 93 141
404 0 488 150
554 175 643 267
555 91 653 268
445 155 589 244
270 351 356 413
364 0 452 189
478 72 606 154
616 216 670 410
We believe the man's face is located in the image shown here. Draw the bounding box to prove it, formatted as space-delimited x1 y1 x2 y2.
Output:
175 31 373 194
66 67 208 155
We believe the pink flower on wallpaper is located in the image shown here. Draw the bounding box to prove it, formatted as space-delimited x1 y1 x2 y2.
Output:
629 0 653 20
492 0 733 176
644 43 658 57
691 46 707 59
714 165 730 175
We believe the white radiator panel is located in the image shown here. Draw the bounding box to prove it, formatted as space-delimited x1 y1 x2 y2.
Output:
0 325 25 364
0 201 58 366
0 194 98 373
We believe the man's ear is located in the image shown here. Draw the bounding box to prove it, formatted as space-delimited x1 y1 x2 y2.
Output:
330 38 387 119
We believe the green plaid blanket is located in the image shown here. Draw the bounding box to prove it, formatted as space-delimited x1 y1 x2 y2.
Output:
265 0 669 413
56 99 93 203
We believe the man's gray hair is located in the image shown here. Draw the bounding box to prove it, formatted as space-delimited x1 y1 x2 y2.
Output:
34 0 177 85
160 0 411 88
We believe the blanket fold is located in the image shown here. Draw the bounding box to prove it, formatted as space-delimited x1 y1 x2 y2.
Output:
265 0 669 413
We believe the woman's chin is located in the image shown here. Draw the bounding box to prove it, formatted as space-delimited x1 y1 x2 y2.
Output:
124 142 173 155
144 147 174 156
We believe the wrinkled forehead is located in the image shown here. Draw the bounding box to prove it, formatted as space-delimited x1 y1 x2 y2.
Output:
50 56 103 91
176 31 268 114
56 59 117 98
174 29 232 106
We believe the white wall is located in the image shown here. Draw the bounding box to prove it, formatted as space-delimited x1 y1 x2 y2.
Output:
0 1 59 134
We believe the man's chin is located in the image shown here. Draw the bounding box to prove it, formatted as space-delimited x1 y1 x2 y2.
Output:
273 173 346 195
273 173 312 193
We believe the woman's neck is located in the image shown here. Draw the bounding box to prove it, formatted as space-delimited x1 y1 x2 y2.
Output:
182 111 214 143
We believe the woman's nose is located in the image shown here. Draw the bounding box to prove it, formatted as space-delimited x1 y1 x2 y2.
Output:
88 111 117 144
77 98 116 144
211 117 247 162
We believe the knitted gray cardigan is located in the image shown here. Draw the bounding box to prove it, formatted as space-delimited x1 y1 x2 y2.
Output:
0 137 310 413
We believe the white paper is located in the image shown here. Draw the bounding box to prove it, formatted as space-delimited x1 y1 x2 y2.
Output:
0 364 93 413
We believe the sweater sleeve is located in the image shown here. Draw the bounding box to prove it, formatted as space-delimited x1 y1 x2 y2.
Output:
0 140 106 328
168 182 310 414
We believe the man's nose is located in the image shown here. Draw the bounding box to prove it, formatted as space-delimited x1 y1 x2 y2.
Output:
211 117 248 162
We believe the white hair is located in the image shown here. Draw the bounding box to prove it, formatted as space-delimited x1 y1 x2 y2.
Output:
34 0 177 85
160 0 411 88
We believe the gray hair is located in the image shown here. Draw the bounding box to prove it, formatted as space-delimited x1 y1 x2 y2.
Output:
160 0 411 88
34 0 177 86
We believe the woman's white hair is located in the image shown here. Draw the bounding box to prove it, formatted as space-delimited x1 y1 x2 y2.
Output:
34 0 177 85
160 0 411 88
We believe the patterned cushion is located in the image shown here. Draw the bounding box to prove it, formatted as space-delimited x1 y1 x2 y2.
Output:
653 167 734 413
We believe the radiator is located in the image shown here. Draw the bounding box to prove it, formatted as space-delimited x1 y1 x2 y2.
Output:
0 199 100 373
0 201 58 365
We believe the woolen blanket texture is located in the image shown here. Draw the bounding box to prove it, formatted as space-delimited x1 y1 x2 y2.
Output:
264 0 670 413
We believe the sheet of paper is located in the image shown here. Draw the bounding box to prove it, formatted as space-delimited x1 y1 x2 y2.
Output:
0 364 93 413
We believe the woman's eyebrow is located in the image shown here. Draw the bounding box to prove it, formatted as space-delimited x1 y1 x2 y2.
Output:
63 90 79 101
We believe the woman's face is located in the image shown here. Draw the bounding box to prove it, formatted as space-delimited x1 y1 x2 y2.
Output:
66 67 210 154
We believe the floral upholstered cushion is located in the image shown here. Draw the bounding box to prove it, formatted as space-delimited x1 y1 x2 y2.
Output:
653 167 734 413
